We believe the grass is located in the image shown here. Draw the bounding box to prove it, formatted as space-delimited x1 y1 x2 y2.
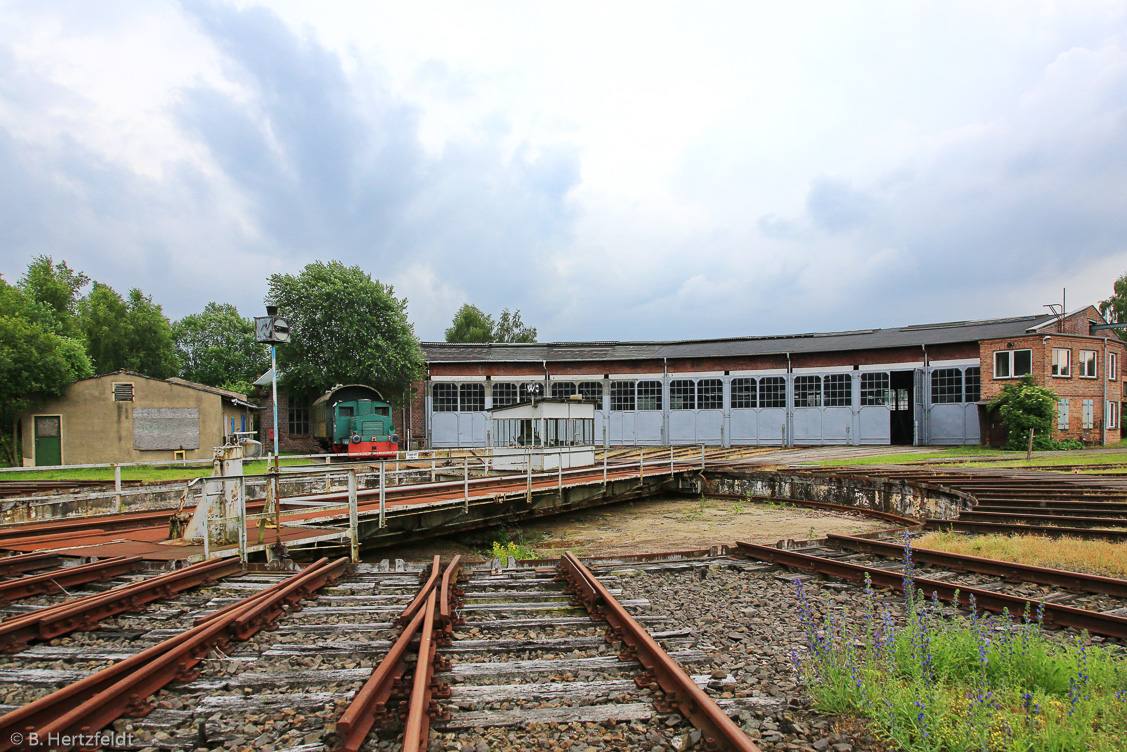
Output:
817 447 1127 469
915 531 1127 579
0 457 324 483
794 534 1127 751
816 447 1007 467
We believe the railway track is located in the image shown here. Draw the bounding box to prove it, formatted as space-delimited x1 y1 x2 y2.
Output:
0 553 769 752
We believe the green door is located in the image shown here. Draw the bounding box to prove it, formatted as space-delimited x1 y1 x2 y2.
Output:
34 416 61 466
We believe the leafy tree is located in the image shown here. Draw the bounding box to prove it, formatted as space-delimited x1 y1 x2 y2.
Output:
0 279 93 464
444 304 538 343
18 255 89 338
78 283 177 378
494 308 537 343
1098 273 1127 340
266 261 424 402
124 289 177 379
445 304 495 343
989 375 1058 450
173 303 268 391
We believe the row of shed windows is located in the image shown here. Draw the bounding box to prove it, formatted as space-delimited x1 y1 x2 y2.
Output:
433 370 980 412
998 348 1119 381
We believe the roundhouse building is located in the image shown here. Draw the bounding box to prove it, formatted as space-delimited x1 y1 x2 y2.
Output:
416 306 1124 449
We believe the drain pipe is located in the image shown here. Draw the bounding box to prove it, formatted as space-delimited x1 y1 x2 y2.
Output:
1103 337 1109 446
785 351 792 447
663 357 669 446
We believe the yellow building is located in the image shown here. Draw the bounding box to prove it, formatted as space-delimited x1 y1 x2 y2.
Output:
20 371 258 466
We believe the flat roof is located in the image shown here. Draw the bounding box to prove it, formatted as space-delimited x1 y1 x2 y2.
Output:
422 313 1056 363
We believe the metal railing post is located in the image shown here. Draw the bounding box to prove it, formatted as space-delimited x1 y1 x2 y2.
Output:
526 453 532 503
558 454 562 490
113 464 122 514
348 468 359 563
670 446 674 475
379 461 386 528
238 477 247 565
463 456 469 508
639 449 644 480
430 458 436 483
701 444 705 470
203 519 210 560
603 449 608 486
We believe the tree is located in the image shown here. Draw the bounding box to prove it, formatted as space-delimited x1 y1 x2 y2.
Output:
1098 273 1127 340
445 304 495 343
494 308 537 343
444 304 538 343
78 283 177 378
266 261 424 402
989 375 1058 450
0 279 93 464
173 303 269 391
18 255 89 338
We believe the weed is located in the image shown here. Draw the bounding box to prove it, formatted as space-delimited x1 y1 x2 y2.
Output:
793 533 1127 750
482 526 539 560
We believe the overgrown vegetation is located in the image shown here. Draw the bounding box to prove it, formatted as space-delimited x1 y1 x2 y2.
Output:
916 531 1127 579
794 534 1127 751
989 375 1080 451
481 526 540 560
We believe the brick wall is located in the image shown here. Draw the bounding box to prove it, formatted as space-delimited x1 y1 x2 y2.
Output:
257 390 321 454
979 332 1124 445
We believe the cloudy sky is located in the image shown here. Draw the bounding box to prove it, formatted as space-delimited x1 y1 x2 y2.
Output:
2 1 1126 342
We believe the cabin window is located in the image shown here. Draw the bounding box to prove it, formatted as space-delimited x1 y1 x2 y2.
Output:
551 382 577 399
731 377 756 409
459 383 486 411
578 381 603 406
669 379 695 410
824 374 852 407
432 383 458 412
288 400 309 435
492 382 518 408
964 367 981 403
637 380 663 411
861 372 890 406
794 375 822 407
610 381 635 411
931 368 963 404
759 376 786 408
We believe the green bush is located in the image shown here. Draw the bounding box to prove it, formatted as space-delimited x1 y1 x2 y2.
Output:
989 376 1059 451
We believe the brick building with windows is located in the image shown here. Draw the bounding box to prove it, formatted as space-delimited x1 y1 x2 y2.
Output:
415 306 1124 449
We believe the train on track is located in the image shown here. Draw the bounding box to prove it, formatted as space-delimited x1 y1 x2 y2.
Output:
311 384 399 457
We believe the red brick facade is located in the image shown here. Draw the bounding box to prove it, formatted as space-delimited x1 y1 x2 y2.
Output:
979 307 1124 445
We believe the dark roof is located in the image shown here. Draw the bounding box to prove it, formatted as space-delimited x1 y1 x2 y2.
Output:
422 313 1056 363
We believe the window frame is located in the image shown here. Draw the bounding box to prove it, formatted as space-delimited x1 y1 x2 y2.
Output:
930 368 964 404
432 383 459 412
577 381 604 407
860 372 890 407
610 381 636 411
730 377 757 409
1051 348 1071 378
793 375 822 408
1109 352 1119 381
993 349 1032 379
759 376 786 409
550 382 578 399
459 383 486 412
1079 350 1098 379
669 379 696 410
491 382 518 408
824 373 852 408
287 400 309 436
636 380 663 411
964 367 981 403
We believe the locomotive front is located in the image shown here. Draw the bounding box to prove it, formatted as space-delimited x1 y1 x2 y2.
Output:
311 384 400 458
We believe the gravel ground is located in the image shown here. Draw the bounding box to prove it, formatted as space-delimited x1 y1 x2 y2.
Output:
617 562 894 752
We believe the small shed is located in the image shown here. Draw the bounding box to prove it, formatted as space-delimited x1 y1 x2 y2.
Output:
20 371 258 466
490 398 596 471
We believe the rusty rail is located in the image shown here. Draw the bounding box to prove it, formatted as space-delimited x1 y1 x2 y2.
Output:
0 557 243 653
0 556 144 604
735 541 1127 640
925 519 1127 542
826 534 1127 598
558 551 761 752
0 552 62 578
0 557 349 751
336 556 461 752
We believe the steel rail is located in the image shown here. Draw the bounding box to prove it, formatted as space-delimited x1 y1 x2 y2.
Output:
401 589 445 752
825 534 1127 598
397 556 441 627
735 541 1127 640
0 555 144 604
696 493 921 527
230 557 349 639
336 557 460 752
0 557 348 751
924 519 1127 542
0 552 62 578
558 551 761 752
437 554 463 644
0 557 242 653
973 501 1127 513
958 510 1127 527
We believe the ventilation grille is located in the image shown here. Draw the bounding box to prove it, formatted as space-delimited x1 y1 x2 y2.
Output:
113 382 135 402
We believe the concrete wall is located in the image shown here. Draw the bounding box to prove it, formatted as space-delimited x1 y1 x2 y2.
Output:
700 469 971 521
20 373 252 466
